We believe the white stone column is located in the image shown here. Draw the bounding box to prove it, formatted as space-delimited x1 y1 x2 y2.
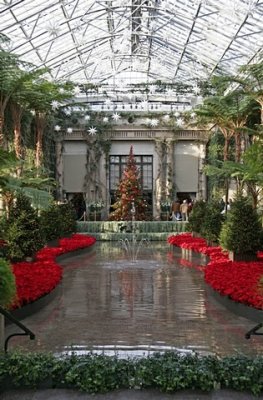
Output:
166 139 175 199
197 143 207 200
55 138 64 201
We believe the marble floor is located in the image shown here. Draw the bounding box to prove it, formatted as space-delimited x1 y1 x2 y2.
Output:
5 241 263 357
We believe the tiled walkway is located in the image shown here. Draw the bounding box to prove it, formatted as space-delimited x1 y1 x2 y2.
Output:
5 241 263 357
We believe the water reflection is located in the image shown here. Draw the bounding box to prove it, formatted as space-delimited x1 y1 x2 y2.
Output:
5 241 263 357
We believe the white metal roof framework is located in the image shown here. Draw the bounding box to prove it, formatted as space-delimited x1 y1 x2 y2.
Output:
1 0 263 101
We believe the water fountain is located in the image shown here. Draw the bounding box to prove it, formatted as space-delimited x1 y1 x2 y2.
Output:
119 201 150 262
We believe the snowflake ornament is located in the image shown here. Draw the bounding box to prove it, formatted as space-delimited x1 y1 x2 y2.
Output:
162 114 170 122
54 125 61 132
51 100 60 110
150 118 159 127
88 126 97 135
176 118 184 126
112 113 121 121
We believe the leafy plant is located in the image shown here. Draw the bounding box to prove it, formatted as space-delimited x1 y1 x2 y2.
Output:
219 196 262 254
40 202 76 242
187 200 207 234
0 258 16 307
5 193 44 261
200 200 224 244
1 351 263 395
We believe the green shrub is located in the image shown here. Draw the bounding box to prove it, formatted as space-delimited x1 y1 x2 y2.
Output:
40 202 76 242
1 351 263 395
200 200 224 244
187 200 207 234
5 193 44 261
219 196 262 254
0 258 16 307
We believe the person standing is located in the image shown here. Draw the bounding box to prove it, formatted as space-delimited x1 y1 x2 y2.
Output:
171 199 181 221
180 199 189 221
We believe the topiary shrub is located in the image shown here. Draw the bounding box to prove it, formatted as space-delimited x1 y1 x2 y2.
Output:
40 202 76 242
5 193 44 261
187 200 207 235
0 258 16 307
200 200 224 245
219 196 262 259
58 203 77 236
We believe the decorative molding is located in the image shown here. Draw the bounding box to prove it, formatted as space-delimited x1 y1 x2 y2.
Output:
61 128 209 142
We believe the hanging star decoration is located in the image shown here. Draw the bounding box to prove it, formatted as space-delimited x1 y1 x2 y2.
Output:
112 113 121 121
67 127 73 134
145 118 152 125
103 117 109 123
162 114 170 122
64 108 72 116
150 118 159 127
51 100 60 110
54 125 61 132
84 115 91 121
176 118 184 126
88 126 97 135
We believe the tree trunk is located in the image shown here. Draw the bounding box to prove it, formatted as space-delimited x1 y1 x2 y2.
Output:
35 112 46 170
0 111 5 148
234 132 242 163
10 103 23 160
0 314 4 352
222 134 230 161
246 182 258 209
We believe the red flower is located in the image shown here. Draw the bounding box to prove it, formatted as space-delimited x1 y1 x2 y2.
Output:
168 233 263 310
12 234 96 309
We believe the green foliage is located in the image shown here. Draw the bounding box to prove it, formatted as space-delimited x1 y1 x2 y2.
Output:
187 200 207 234
0 258 16 307
200 200 224 244
2 351 263 395
40 202 76 242
219 196 262 254
5 193 44 261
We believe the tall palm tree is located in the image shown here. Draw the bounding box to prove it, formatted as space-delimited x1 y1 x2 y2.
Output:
26 79 74 169
9 68 48 162
0 50 38 148
238 61 263 125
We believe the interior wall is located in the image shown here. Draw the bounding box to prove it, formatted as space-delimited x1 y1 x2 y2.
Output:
63 141 87 192
174 142 199 193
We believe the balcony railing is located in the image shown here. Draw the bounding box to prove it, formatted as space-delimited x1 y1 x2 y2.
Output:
62 128 209 141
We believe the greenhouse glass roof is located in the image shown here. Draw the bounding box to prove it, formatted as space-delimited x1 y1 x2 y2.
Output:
1 0 262 98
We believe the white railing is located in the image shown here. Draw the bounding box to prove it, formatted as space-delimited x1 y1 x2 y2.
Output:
62 128 209 141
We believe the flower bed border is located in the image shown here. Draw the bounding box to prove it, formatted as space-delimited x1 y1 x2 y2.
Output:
206 284 263 323
6 284 62 324
168 233 263 321
8 236 96 321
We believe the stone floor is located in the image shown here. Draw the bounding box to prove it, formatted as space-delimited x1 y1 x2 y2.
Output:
2 388 263 400
5 241 263 356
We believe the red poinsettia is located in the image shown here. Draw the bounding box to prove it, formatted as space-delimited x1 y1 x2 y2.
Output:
12 234 96 309
168 233 263 310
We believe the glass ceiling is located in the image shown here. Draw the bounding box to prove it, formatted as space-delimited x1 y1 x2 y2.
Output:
1 0 263 101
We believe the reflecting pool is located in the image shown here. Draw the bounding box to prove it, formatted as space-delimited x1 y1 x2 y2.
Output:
5 241 263 357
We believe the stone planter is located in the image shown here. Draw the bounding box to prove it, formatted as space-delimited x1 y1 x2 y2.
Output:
229 251 258 262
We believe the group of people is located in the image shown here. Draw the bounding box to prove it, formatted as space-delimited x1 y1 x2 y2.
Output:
170 199 192 222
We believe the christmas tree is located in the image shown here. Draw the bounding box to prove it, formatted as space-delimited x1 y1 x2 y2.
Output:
109 145 147 221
